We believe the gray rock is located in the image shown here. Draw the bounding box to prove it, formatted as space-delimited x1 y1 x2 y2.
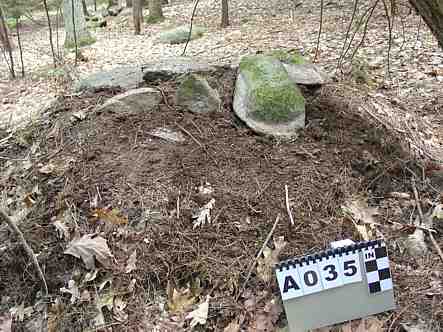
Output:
142 57 217 83
283 63 331 85
176 74 221 113
233 55 305 137
75 66 143 92
156 25 206 45
96 88 162 115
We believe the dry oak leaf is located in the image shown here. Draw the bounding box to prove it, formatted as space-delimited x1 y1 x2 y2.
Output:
342 198 379 240
186 295 210 328
167 287 197 314
64 234 114 270
125 250 137 274
92 208 128 225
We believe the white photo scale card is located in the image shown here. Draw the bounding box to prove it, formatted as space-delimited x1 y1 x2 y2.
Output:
275 239 396 332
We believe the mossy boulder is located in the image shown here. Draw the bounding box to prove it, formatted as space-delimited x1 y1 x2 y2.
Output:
233 55 305 137
157 25 206 45
176 74 221 113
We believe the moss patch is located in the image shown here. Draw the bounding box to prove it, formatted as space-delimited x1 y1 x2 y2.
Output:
266 50 306 65
239 55 305 123
179 74 209 97
64 35 96 49
145 15 165 24
158 26 206 44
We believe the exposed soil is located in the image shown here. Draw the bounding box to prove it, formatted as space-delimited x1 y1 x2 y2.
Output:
1 67 442 331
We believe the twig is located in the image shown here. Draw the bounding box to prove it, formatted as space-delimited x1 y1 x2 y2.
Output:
411 180 443 262
338 0 359 71
381 0 393 79
237 214 281 300
285 185 294 225
177 189 180 220
181 0 201 56
176 123 203 148
314 0 324 62
387 304 412 332
0 210 49 296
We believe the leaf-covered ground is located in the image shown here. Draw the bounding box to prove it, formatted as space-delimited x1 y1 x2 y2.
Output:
0 0 442 331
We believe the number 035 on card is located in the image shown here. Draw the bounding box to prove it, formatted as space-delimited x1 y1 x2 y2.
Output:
275 239 396 332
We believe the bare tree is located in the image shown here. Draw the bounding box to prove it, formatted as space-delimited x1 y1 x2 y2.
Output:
133 0 142 34
221 0 229 28
408 0 443 48
0 5 15 78
15 17 25 77
81 0 90 17
62 0 94 49
43 0 58 68
127 0 132 7
147 0 164 23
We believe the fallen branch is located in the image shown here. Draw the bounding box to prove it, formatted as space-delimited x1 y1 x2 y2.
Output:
237 214 281 300
0 209 49 295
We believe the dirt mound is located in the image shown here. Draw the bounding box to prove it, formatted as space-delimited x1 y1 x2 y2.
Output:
0 76 442 330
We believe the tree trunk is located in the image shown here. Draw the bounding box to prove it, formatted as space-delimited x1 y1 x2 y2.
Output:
0 5 13 51
133 0 142 34
15 17 25 77
408 0 443 48
127 0 132 7
108 0 117 8
81 0 90 17
220 0 229 28
147 0 164 22
0 5 15 78
63 0 93 48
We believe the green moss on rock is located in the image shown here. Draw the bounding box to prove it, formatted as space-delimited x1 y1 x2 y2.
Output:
239 55 305 123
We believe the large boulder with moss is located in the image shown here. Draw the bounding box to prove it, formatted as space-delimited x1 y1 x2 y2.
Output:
233 55 305 137
157 25 206 44
176 74 221 113
95 88 162 115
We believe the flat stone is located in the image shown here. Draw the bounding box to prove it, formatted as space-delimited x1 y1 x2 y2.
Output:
75 66 143 92
142 57 217 83
96 87 162 115
176 74 221 113
283 63 331 85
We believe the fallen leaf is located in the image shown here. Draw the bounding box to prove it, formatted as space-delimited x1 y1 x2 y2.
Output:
94 292 115 327
80 290 91 302
401 322 436 332
388 192 411 199
9 303 33 322
0 313 12 332
82 269 99 284
257 236 287 283
60 280 80 304
92 208 128 225
342 198 379 240
224 320 241 332
167 286 197 314
431 204 443 220
38 163 56 174
53 220 70 240
192 198 215 229
64 234 114 270
125 250 137 274
149 127 185 143
113 296 128 322
186 295 210 328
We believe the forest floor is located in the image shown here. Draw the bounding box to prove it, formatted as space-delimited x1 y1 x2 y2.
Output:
0 0 443 331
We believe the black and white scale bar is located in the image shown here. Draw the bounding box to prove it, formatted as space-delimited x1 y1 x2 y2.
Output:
363 241 393 294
